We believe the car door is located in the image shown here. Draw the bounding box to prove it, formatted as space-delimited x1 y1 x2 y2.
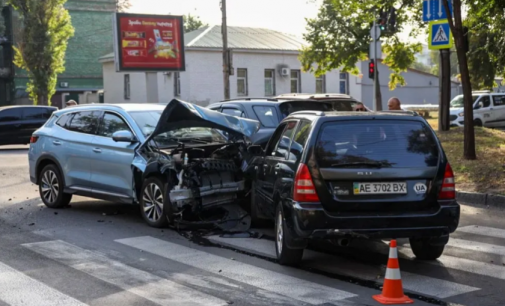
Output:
59 110 100 189
90 111 138 199
21 107 54 142
474 95 494 126
258 121 298 218
490 94 505 127
0 108 23 145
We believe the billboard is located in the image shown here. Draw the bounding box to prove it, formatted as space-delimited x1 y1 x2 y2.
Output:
113 13 185 72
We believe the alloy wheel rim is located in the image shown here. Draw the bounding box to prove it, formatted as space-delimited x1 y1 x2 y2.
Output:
277 211 283 255
143 183 163 222
41 170 59 203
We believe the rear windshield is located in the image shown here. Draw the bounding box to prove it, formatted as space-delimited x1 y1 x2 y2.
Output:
279 102 333 119
315 120 439 168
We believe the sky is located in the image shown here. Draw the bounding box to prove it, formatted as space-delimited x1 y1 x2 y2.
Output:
128 0 425 45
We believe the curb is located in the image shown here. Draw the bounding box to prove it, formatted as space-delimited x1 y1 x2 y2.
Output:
456 191 505 207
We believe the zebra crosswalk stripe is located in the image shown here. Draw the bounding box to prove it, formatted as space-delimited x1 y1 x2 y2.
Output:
22 240 227 306
0 261 87 306
457 225 505 239
207 235 479 299
447 237 505 256
115 236 358 304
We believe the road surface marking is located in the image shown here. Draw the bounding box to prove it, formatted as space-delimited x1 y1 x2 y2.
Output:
22 240 226 306
208 235 479 299
448 237 505 256
0 261 87 306
457 225 505 239
115 236 357 304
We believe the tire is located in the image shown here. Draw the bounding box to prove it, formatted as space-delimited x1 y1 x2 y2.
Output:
474 119 483 127
38 164 72 208
409 238 445 260
140 176 171 228
275 204 304 266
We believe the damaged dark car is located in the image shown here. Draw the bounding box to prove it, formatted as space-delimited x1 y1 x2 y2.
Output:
29 100 260 231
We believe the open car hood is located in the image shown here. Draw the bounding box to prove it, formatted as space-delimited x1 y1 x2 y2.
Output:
144 99 260 144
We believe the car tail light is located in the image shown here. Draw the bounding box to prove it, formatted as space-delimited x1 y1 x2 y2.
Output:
438 163 455 200
30 136 39 143
293 163 320 202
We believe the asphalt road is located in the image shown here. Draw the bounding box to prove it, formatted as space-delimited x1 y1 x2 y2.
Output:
1 145 505 306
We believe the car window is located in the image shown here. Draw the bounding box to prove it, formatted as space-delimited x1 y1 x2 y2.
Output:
253 106 278 128
315 120 439 168
23 107 52 120
98 112 131 138
493 95 505 106
0 108 22 122
450 95 479 108
479 95 491 108
222 108 245 117
288 120 311 162
56 113 72 128
67 111 99 134
273 121 298 158
265 123 286 156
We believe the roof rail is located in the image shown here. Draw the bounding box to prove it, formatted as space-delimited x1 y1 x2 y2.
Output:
289 110 326 116
375 110 418 116
222 97 279 102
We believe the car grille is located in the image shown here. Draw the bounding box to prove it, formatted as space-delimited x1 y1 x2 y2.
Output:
449 115 458 121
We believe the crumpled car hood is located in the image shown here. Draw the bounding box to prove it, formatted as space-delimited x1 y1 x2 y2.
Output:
144 99 260 144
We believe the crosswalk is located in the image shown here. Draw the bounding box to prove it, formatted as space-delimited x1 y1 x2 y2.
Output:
0 224 504 305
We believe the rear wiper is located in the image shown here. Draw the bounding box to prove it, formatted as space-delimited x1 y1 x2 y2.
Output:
330 162 395 168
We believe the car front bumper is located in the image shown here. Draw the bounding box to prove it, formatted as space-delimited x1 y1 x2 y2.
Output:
285 201 460 241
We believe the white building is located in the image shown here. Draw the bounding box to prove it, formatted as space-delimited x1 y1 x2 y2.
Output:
99 26 460 109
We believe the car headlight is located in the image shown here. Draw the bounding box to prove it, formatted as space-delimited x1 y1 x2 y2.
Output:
458 112 465 117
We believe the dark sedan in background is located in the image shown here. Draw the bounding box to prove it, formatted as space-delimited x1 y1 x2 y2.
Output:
0 106 57 146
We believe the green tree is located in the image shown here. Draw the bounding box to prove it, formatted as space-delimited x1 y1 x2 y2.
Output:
300 0 423 110
184 13 207 33
9 0 74 105
429 49 459 76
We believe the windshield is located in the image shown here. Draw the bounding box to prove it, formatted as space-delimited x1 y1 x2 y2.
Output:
129 110 228 146
450 95 479 108
315 120 439 168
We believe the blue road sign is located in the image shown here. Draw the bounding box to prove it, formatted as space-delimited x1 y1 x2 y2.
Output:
429 21 453 50
423 0 453 22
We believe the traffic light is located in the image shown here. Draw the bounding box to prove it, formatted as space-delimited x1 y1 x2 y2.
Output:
369 60 375 79
378 10 388 31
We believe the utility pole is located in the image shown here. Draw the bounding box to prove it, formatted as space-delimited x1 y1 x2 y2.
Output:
373 15 377 110
221 0 230 100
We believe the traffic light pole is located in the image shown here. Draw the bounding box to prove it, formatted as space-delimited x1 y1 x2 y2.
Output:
373 17 377 111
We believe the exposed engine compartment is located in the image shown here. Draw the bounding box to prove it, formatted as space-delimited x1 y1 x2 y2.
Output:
142 141 252 230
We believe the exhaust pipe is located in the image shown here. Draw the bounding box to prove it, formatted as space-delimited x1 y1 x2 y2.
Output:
337 238 350 247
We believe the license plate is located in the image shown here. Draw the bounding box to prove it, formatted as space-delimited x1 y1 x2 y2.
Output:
353 182 407 195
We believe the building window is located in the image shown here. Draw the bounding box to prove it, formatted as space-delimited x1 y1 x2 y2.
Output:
316 75 326 93
124 74 130 100
339 72 349 94
290 70 301 93
264 69 276 96
237 68 248 96
174 72 181 97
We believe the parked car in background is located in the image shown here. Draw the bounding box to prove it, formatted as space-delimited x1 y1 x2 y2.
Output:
250 110 459 265
29 100 260 229
449 91 505 127
0 105 57 146
207 98 335 147
275 93 368 111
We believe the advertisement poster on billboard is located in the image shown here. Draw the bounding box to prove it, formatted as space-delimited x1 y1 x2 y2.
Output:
113 13 185 72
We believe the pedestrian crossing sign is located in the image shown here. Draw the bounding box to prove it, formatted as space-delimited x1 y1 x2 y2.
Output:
429 20 453 50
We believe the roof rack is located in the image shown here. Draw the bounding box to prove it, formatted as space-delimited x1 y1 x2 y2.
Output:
222 97 279 102
375 110 418 116
289 110 326 116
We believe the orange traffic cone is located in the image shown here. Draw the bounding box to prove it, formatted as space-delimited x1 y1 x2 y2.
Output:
373 240 414 305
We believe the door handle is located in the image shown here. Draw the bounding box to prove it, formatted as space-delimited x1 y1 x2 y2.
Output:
93 148 102 153
52 140 62 146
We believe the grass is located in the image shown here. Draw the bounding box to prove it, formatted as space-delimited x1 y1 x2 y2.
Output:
426 114 505 195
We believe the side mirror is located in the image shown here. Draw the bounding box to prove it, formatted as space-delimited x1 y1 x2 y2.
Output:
247 145 264 155
112 130 136 143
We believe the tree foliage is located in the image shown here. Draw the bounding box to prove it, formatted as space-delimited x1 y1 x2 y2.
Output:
9 0 74 105
116 0 131 12
429 49 459 76
184 13 207 33
300 0 425 91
